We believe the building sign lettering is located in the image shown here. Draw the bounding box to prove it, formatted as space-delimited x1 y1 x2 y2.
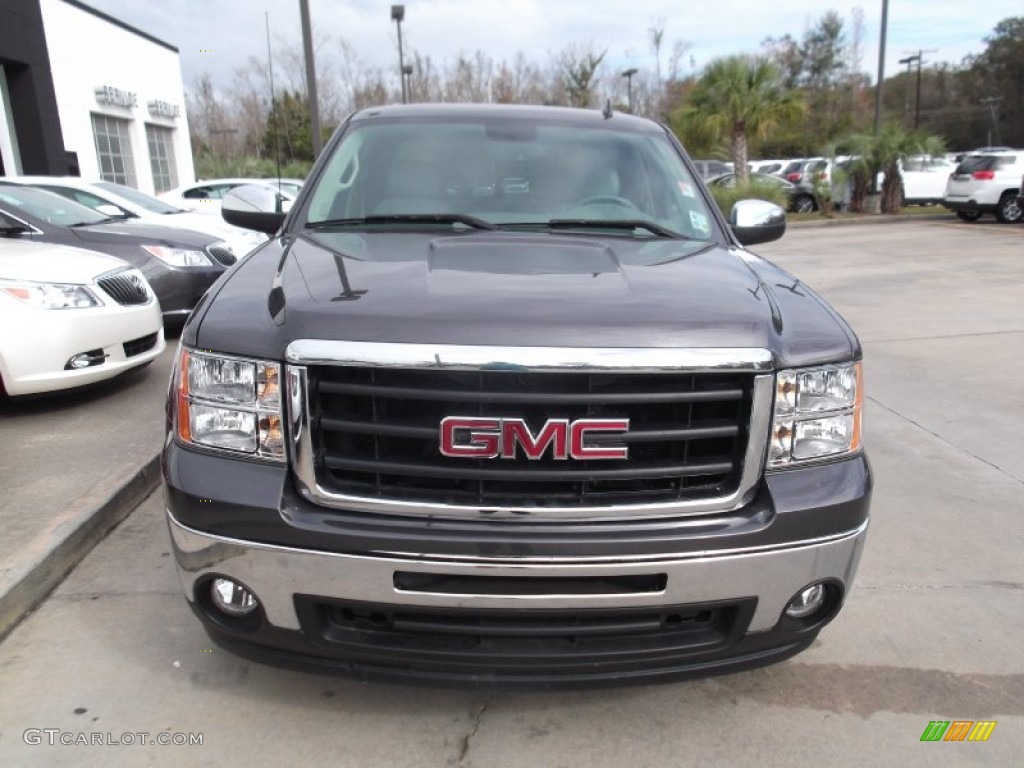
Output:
94 85 137 108
147 100 181 119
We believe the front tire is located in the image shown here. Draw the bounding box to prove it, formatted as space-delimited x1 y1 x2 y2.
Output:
956 210 982 222
995 193 1023 224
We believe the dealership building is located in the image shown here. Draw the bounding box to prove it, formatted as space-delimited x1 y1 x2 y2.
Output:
0 0 194 194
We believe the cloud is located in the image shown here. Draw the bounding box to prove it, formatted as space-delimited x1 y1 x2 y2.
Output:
81 0 1020 92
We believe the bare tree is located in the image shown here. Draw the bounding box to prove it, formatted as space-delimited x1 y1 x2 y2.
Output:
649 20 665 91
667 39 693 83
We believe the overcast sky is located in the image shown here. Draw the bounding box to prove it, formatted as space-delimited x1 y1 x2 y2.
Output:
83 0 1020 94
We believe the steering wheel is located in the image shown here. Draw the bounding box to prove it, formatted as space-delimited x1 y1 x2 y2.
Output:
573 195 639 210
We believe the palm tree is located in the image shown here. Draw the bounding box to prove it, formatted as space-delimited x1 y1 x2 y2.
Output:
676 56 804 185
838 125 945 213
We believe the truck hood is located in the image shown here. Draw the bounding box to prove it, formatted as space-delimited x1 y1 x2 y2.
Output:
191 231 857 368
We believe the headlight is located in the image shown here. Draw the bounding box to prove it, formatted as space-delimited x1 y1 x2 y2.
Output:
768 362 862 467
142 244 214 267
175 348 284 461
0 279 102 309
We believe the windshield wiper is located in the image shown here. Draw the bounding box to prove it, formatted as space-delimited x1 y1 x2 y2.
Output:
308 214 497 231
545 219 684 238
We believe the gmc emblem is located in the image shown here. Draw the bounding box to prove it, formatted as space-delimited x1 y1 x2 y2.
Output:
439 417 630 460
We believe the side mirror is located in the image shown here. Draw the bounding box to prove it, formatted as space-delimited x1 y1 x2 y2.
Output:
730 199 786 246
222 184 288 236
96 203 131 218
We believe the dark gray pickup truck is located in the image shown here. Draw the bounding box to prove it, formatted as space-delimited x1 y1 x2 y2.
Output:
163 104 870 686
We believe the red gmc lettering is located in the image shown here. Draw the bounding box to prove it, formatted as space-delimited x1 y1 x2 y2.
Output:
440 417 629 460
501 419 569 460
439 417 500 458
571 419 630 460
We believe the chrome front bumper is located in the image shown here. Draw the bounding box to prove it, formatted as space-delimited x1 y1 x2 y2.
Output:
167 511 868 635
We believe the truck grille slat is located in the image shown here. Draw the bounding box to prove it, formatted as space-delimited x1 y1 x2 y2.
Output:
319 417 739 443
306 366 754 510
318 380 744 404
324 455 735 481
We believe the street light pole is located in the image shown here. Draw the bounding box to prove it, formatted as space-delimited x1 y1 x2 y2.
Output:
402 64 413 103
391 5 407 104
621 68 638 113
299 0 322 156
898 55 917 124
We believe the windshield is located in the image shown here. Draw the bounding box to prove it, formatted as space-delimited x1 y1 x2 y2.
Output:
305 117 715 240
94 181 184 214
0 184 109 227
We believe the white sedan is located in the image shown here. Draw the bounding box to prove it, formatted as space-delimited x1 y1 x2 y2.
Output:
7 176 266 260
158 178 300 216
0 240 165 396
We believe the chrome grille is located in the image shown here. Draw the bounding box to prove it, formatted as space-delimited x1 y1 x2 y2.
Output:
96 270 149 306
287 342 773 520
206 245 236 266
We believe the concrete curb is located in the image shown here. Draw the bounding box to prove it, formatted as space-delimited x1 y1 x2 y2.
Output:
0 453 161 641
788 213 953 229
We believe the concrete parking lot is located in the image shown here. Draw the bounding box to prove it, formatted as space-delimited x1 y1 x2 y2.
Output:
0 219 1022 766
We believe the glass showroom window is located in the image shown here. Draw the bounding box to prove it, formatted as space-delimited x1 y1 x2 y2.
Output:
146 124 178 193
92 114 137 187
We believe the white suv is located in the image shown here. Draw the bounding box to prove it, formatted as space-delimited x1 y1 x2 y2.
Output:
943 151 1024 223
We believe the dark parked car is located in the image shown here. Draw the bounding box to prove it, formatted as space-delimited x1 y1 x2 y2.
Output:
164 103 869 686
707 172 819 213
0 182 233 323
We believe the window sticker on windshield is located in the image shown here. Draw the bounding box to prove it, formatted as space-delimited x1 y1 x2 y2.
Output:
677 180 695 198
689 210 710 234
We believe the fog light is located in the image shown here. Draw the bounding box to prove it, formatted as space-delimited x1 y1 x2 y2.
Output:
785 583 826 619
210 578 259 616
65 350 106 370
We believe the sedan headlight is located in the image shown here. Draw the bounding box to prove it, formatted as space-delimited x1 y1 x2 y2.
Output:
768 362 862 467
0 279 102 309
142 244 214 267
175 348 284 460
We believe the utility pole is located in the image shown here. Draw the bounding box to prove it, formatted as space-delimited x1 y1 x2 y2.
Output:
873 0 889 138
980 96 1002 146
898 54 918 124
299 0 322 156
900 49 936 129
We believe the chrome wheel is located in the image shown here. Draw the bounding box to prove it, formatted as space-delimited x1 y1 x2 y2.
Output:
995 194 1023 224
792 195 816 214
